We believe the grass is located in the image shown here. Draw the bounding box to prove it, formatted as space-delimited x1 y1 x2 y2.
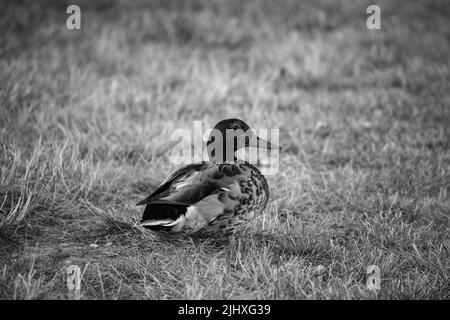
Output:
0 0 449 299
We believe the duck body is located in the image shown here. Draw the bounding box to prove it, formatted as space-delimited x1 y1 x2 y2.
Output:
137 161 269 237
137 118 279 238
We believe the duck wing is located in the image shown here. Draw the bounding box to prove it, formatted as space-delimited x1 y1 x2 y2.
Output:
135 162 209 206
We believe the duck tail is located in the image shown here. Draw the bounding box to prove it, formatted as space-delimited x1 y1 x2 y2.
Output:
137 200 189 231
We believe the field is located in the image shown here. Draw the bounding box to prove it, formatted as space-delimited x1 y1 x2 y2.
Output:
0 0 449 299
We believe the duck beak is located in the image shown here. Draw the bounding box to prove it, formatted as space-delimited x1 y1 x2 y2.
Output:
246 130 281 150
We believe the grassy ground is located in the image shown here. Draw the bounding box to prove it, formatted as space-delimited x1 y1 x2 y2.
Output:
0 0 449 299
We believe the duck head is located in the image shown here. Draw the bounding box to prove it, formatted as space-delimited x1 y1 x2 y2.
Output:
206 118 280 163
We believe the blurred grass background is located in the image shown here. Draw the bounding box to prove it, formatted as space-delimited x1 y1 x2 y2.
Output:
0 0 449 299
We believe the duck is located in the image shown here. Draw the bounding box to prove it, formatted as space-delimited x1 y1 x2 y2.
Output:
136 118 280 237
